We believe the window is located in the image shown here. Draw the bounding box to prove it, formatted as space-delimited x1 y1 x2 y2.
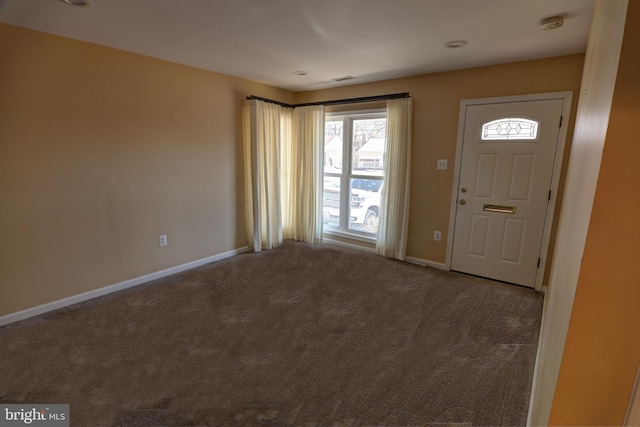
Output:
322 111 386 237
481 118 539 141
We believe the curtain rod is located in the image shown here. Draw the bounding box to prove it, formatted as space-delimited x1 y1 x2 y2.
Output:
246 92 410 109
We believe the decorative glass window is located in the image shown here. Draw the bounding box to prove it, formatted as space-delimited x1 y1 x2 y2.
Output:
481 118 539 141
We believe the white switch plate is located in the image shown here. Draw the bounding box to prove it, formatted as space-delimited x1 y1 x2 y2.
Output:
434 231 442 241
437 159 448 170
159 234 168 247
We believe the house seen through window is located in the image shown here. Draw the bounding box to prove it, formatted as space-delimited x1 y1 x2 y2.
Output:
323 111 386 237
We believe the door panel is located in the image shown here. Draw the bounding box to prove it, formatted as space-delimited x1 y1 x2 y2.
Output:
509 155 535 201
475 154 497 197
451 99 564 287
468 214 490 256
501 218 525 263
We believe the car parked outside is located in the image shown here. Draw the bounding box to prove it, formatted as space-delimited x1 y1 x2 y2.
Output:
323 173 382 235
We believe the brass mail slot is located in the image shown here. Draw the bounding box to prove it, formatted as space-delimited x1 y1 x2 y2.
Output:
483 204 516 214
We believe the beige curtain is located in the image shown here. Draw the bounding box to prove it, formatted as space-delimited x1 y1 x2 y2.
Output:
283 105 325 243
243 100 288 252
377 98 412 260
243 101 324 251
279 108 293 235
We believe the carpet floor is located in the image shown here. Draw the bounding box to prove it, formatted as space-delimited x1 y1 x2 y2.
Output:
0 241 543 426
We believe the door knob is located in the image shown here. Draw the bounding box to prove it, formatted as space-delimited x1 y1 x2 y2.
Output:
460 199 466 205
461 188 467 193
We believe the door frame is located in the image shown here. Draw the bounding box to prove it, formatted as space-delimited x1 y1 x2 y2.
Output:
445 92 573 291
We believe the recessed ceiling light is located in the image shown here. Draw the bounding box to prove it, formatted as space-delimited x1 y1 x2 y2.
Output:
293 71 308 76
58 0 92 7
445 40 468 48
540 16 564 30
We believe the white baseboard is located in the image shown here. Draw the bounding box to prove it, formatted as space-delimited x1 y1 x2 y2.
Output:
405 256 447 270
0 246 250 327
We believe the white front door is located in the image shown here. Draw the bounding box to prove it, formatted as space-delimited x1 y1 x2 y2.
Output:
451 99 564 287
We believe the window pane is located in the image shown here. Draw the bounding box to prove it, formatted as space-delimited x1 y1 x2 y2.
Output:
352 118 385 177
322 175 341 229
324 120 343 173
481 118 539 141
348 177 382 235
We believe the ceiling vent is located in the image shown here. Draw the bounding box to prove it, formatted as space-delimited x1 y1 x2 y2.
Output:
332 76 355 82
445 40 468 48
58 0 92 6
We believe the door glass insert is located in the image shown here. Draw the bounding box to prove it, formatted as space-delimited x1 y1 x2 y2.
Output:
481 118 539 141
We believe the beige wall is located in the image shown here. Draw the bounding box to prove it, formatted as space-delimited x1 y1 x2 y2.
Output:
0 24 294 316
0 22 586 317
296 55 585 265
549 2 640 424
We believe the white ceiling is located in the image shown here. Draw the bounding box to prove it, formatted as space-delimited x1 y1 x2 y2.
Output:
0 0 595 92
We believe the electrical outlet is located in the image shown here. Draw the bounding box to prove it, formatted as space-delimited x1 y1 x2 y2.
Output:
159 234 168 247
437 159 448 170
434 231 442 241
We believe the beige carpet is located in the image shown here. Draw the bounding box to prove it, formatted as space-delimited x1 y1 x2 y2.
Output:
0 241 543 426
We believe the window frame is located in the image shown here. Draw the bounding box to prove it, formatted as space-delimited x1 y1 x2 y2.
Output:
323 109 386 241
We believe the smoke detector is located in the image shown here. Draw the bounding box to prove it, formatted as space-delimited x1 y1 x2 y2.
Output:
540 16 564 30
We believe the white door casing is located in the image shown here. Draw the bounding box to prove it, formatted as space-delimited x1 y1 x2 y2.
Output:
448 93 572 289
